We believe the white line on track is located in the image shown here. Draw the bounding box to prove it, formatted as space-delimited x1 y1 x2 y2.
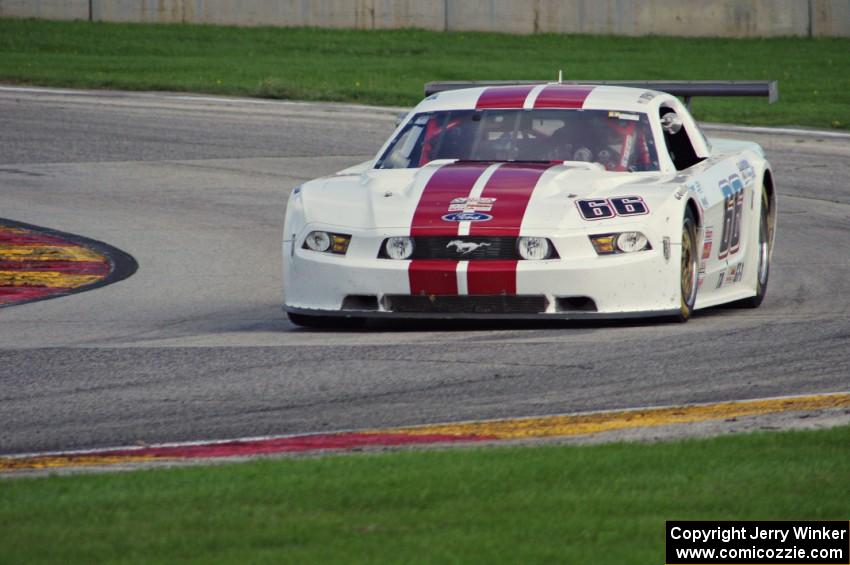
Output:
700 122 850 140
2 85 849 139
0 85 406 114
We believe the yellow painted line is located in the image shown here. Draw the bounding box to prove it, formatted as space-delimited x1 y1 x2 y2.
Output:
0 271 103 288
371 393 850 440
0 454 158 472
0 244 106 262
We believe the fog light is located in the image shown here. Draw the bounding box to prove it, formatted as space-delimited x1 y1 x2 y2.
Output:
615 231 649 253
517 236 552 260
330 234 351 254
590 235 616 255
384 237 414 260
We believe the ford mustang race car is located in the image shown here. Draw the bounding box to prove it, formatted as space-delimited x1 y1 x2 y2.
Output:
283 80 777 326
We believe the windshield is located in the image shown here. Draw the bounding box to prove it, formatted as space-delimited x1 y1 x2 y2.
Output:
376 109 659 172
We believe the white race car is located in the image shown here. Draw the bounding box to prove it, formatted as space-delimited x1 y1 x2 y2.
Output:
283 81 777 326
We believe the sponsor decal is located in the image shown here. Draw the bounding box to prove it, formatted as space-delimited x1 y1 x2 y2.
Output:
698 226 713 289
737 158 756 186
448 197 496 212
618 133 635 170
441 212 492 222
608 111 640 122
687 180 710 208
733 261 745 283
718 261 746 286
702 227 714 260
446 240 491 255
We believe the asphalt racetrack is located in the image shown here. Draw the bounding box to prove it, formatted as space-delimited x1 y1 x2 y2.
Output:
1 87 848 455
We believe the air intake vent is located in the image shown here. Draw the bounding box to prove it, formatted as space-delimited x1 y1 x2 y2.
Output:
383 295 548 314
341 295 379 311
556 296 598 312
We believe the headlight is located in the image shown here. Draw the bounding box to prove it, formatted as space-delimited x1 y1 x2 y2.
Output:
615 232 649 253
302 231 351 255
590 232 651 255
382 237 414 260
517 236 553 260
304 231 331 252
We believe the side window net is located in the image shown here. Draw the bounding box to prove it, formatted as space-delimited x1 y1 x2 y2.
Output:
660 107 703 171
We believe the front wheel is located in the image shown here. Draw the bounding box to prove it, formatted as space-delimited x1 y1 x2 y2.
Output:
737 183 773 308
670 207 699 323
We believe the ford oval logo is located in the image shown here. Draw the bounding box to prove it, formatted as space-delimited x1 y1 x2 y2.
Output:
441 212 492 222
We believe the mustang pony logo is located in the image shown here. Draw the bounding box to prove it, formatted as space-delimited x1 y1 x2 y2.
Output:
446 240 491 255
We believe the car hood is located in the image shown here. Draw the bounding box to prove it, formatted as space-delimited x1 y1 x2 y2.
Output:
298 161 679 231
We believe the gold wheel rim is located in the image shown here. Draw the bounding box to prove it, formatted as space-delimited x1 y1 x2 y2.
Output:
680 222 697 314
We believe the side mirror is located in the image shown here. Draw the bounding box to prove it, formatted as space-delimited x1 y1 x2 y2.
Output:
395 112 409 128
661 112 683 135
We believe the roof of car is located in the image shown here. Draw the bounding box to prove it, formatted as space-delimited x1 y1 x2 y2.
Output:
413 83 672 114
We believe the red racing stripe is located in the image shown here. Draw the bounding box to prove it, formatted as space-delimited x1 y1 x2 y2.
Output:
466 164 551 295
409 260 460 295
475 85 537 109
469 163 550 237
533 85 595 109
467 260 519 295
408 163 490 295
410 163 490 237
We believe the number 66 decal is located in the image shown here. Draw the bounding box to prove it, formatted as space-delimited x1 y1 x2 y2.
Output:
576 196 649 221
718 174 745 259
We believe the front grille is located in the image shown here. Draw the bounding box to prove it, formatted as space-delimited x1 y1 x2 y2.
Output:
413 236 518 260
379 237 560 260
383 294 549 314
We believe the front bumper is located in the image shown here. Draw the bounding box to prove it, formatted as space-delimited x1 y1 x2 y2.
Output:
284 305 680 320
283 226 682 319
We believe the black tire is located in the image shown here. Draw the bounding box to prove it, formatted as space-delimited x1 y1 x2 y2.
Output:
738 184 772 308
287 312 364 329
669 207 699 323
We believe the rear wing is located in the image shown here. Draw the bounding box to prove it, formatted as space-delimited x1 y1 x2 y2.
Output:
424 80 778 107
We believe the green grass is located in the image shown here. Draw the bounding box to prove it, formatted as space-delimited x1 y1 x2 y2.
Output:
1 19 850 129
1 426 848 564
